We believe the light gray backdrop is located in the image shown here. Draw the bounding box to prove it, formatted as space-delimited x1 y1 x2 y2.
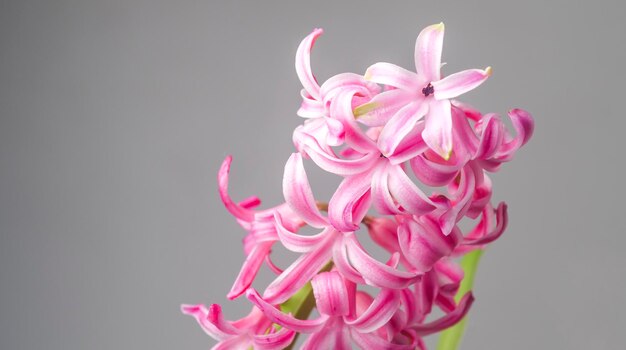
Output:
1 1 625 349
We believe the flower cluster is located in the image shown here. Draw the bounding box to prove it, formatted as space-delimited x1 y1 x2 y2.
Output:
183 23 534 349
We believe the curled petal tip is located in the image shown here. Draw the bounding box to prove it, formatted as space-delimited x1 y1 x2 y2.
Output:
434 22 445 31
485 66 493 76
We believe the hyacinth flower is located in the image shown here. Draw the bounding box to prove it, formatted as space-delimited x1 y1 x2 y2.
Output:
183 23 534 350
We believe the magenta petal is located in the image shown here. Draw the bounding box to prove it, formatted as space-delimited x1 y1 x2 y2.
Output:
246 289 329 333
311 271 350 317
423 98 453 159
218 156 254 222
302 321 351 350
415 23 444 82
263 232 335 304
180 304 241 340
345 288 400 333
412 292 474 336
371 162 400 215
283 153 327 228
332 236 366 285
344 233 420 289
328 164 378 232
463 202 508 246
475 114 505 159
432 67 491 100
410 155 461 187
252 327 296 350
227 241 274 300
351 330 416 350
377 100 427 157
365 62 420 90
296 28 323 100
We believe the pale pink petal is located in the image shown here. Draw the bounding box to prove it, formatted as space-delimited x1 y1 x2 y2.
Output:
212 336 250 350
282 153 327 228
227 241 274 300
377 100 427 157
328 164 379 232
353 89 414 127
432 67 491 100
415 23 445 82
320 72 380 103
297 89 325 118
344 233 420 289
218 156 254 222
371 162 400 215
412 292 474 336
180 304 240 340
295 129 379 176
345 289 400 333
252 327 296 350
246 289 329 333
410 154 461 187
311 271 350 317
273 212 329 253
365 62 420 90
332 236 366 285
423 98 453 159
387 164 437 215
330 89 378 153
296 28 323 100
263 232 336 304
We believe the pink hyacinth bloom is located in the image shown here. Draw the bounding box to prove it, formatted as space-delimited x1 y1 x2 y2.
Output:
181 304 295 350
356 23 492 159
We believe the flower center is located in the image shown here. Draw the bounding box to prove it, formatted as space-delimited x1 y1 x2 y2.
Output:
422 83 434 97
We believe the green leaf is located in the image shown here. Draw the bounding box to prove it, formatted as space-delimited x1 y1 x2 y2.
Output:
436 249 484 350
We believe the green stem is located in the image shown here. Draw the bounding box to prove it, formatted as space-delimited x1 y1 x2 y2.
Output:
280 262 333 350
436 250 484 350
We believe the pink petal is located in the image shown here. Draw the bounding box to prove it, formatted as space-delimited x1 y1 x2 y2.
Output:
273 212 329 253
412 292 474 336
344 233 420 289
387 164 437 215
330 89 378 153
377 100 427 157
328 165 378 232
301 321 352 350
332 236 366 285
415 23 445 82
351 330 416 350
495 108 534 160
311 271 350 317
432 67 492 100
371 162 400 215
295 28 323 100
386 120 429 165
294 129 379 176
345 289 400 333
422 98 453 160
180 304 241 340
475 114 505 159
246 289 329 333
263 232 336 304
252 327 296 350
218 156 254 222
365 62 420 90
297 89 325 118
320 72 380 103
463 202 508 246
353 89 414 127
410 154 461 187
397 216 461 273
212 336 250 350
227 241 274 300
283 153 327 228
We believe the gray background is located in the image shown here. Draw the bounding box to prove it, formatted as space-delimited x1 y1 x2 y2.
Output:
1 1 625 349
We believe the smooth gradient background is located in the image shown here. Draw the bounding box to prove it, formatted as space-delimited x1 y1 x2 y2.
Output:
1 1 625 349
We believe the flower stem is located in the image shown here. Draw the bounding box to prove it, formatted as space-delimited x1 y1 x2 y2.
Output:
436 249 484 350
280 261 333 350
